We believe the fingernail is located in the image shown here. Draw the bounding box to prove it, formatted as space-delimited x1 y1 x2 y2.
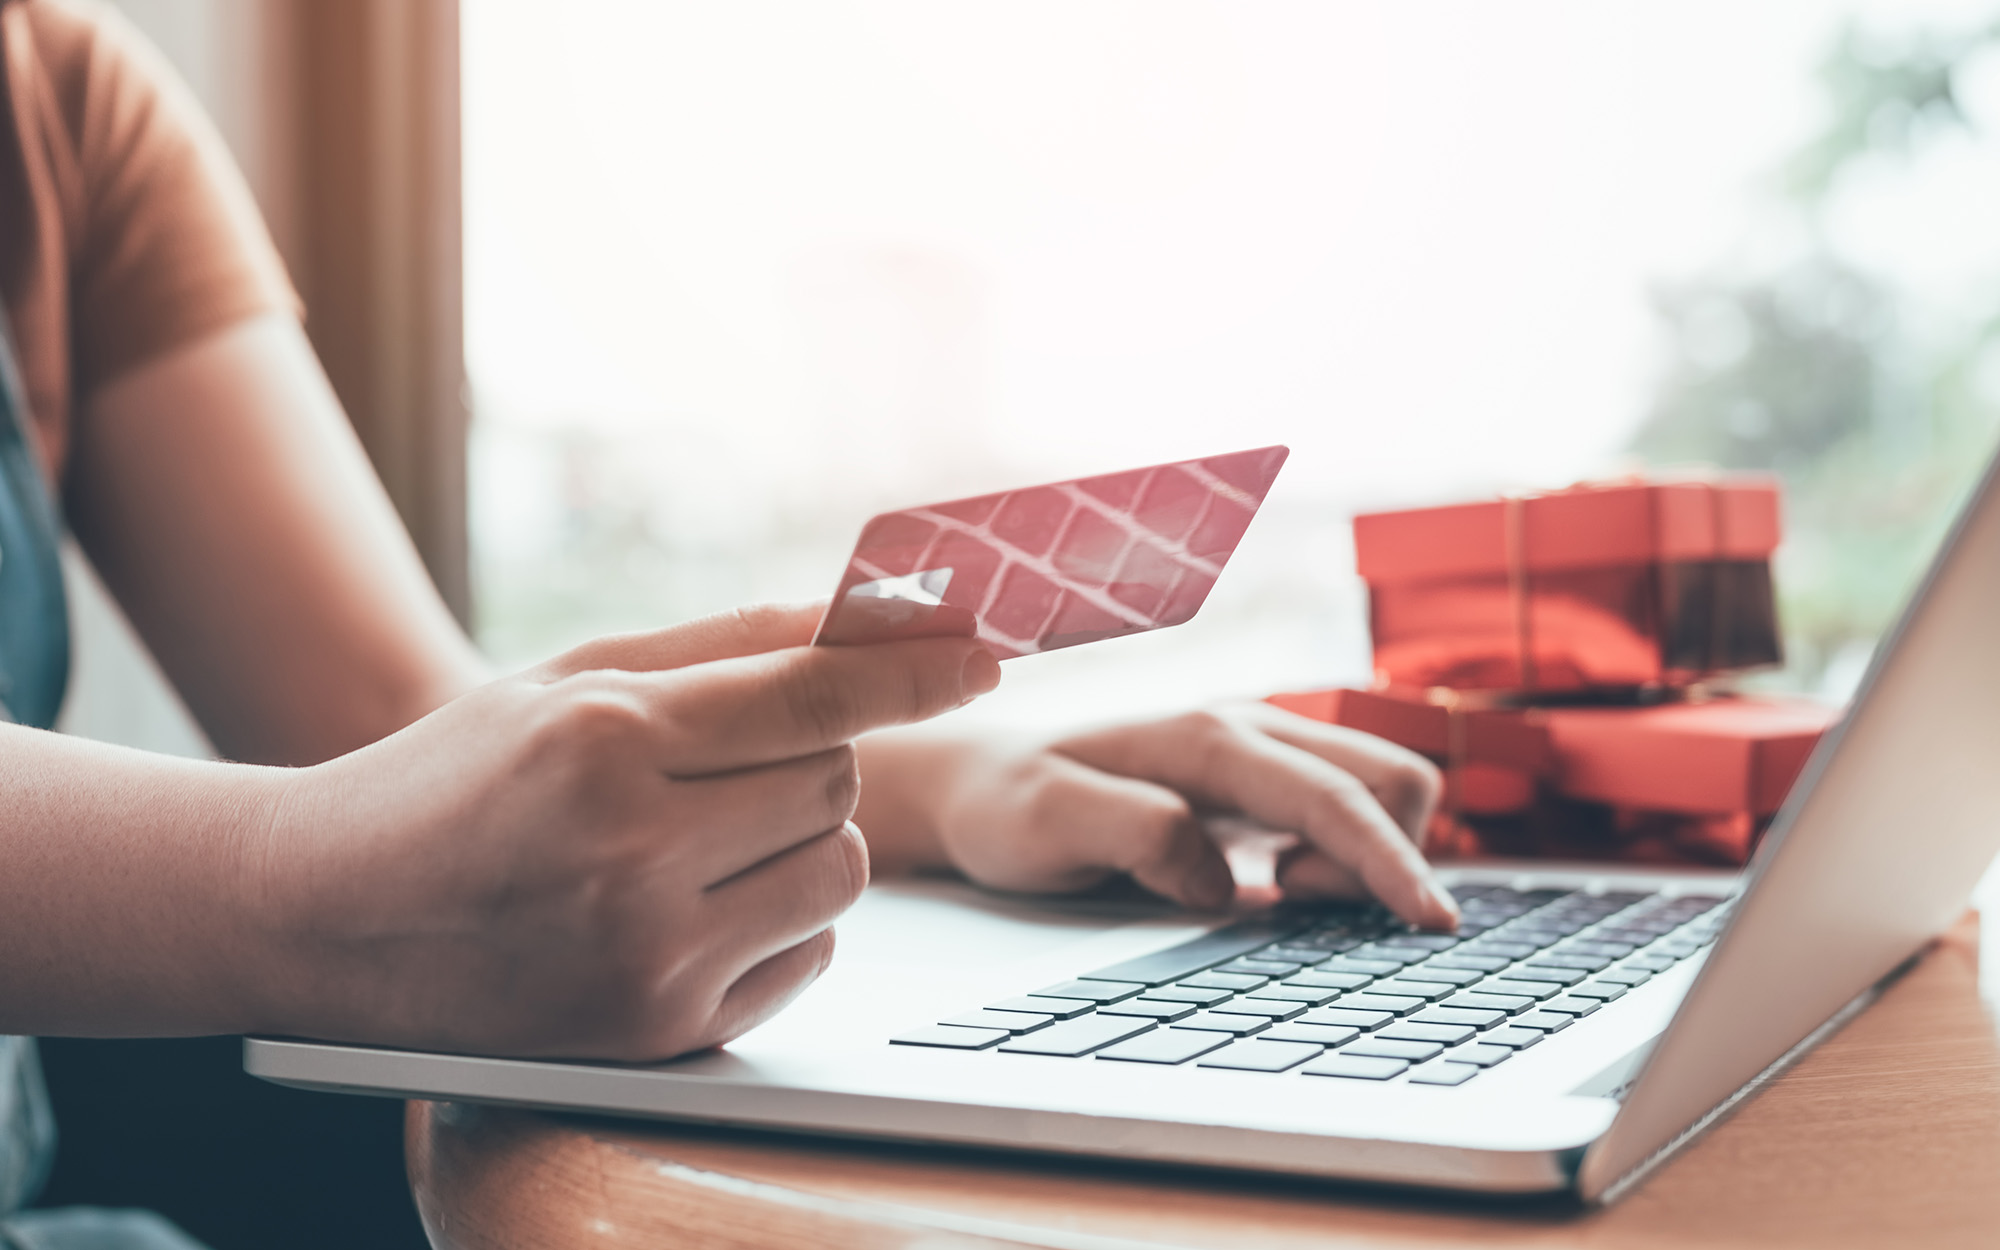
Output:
960 648 1001 704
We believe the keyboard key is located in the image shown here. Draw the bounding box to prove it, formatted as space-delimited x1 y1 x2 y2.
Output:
1480 1027 1544 1049
1372 979 1456 1002
1442 992 1534 1014
1215 958 1304 977
1527 953 1612 973
942 1009 1052 1034
1080 921 1306 987
1290 933 1363 953
1142 984 1236 1006
1259 1022 1361 1048
1316 958 1403 978
1301 1054 1409 1081
1246 984 1343 1007
1412 1006 1506 1029
998 1015 1154 1056
1283 970 1374 991
1596 967 1653 987
1394 965 1483 987
1334 993 1425 1016
1349 943 1428 966
1096 1029 1230 1065
1176 1011 1273 1035
1255 945 1332 966
1568 981 1628 1002
1100 999 1199 1021
1213 998 1307 1020
1512 1011 1573 1033
1196 1039 1323 1072
1301 1006 1395 1030
1428 953 1511 973
1626 954 1677 972
1378 1022 1476 1046
1408 1062 1480 1086
1484 978 1561 1001
1541 996 1602 1017
1465 939 1538 959
1448 1044 1514 1067
988 995 1093 1019
1178 971 1267 991
1564 940 1637 959
1036 979 1145 1003
1378 933 1460 952
1343 1037 1446 1062
1497 966 1585 986
892 1024 1008 1049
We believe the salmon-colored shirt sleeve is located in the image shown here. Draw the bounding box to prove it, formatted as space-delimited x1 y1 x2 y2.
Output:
0 0 300 481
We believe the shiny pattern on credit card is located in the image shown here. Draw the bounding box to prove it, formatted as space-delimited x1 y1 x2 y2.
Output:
813 446 1288 658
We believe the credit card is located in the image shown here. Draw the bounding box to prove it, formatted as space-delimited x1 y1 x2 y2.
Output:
813 445 1289 658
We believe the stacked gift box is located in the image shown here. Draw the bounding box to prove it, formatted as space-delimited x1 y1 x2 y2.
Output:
1270 477 1842 866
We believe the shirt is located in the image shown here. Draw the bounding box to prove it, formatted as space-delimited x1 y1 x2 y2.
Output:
0 0 298 487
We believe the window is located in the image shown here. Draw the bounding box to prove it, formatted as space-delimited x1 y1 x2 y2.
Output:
464 1 2000 721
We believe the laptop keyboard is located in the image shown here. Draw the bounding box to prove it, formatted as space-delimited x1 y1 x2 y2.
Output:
890 886 1733 1087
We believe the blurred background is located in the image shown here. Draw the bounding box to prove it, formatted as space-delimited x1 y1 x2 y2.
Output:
75 0 2000 744
460 0 2000 731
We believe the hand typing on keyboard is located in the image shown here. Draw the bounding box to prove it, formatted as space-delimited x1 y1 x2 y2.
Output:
854 702 1459 930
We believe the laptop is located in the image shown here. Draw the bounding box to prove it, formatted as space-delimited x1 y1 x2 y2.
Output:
245 446 2000 1203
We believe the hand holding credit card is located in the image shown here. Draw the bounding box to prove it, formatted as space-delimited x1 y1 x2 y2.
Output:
813 446 1288 658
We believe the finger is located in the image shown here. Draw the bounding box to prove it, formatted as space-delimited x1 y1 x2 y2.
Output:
708 928 839 1047
1059 714 1457 930
1024 758 1235 910
632 637 1001 775
534 602 826 680
701 822 871 975
1229 703 1445 840
1274 844 1370 901
675 746 861 887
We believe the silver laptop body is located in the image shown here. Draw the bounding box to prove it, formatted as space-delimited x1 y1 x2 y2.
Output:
247 448 2000 1201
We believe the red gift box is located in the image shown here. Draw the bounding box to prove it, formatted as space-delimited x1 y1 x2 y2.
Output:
1539 697 1838 816
1266 686 1550 816
1267 688 1840 865
1353 477 1784 693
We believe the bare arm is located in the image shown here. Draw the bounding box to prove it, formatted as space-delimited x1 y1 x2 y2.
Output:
64 314 488 763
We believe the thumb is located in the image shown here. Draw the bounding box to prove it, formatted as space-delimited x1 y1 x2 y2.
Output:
533 601 827 680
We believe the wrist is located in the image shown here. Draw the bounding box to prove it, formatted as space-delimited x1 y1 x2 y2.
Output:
853 730 989 875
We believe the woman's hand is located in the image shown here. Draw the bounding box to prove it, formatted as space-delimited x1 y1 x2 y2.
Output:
248 604 1001 1062
856 703 1456 930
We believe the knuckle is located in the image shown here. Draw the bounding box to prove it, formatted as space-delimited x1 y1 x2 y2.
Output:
822 745 862 823
549 676 651 745
820 822 871 906
1392 754 1446 813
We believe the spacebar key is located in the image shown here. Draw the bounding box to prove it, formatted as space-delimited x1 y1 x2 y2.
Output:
1081 922 1302 987
997 1015 1155 1057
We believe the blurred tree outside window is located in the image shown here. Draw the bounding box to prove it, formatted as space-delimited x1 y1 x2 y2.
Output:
1637 14 2000 697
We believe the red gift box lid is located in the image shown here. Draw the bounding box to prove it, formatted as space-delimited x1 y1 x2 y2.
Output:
1353 477 1782 584
1543 697 1839 816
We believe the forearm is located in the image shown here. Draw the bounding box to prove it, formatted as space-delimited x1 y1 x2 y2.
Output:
0 724 289 1037
69 317 491 765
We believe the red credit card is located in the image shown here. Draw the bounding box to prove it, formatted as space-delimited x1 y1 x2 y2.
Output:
813 446 1289 658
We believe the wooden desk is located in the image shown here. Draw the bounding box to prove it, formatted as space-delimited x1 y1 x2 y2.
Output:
407 914 2000 1249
